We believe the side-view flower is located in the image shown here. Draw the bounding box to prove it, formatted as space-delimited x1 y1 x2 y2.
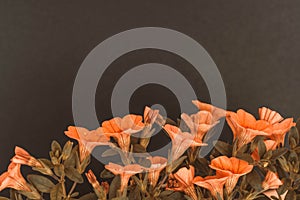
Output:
0 102 299 200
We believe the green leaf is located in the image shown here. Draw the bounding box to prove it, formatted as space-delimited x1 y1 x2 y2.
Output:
271 148 288 160
288 126 299 148
54 164 65 177
65 167 84 183
79 193 98 200
62 141 73 160
64 146 77 168
166 156 187 173
51 140 62 154
100 169 114 179
285 190 296 200
246 169 262 191
27 174 55 193
109 175 121 199
257 139 266 159
50 183 63 200
214 141 232 157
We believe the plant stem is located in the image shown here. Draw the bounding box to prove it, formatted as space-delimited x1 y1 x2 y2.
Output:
67 182 77 198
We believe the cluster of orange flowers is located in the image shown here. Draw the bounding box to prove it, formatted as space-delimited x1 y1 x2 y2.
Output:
0 100 296 200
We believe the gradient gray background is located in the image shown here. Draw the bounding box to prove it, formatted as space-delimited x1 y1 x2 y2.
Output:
0 0 299 195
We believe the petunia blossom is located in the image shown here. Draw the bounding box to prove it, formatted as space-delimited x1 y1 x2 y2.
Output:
0 163 31 192
105 163 143 192
193 175 228 200
163 124 207 161
146 156 168 186
167 165 198 200
181 111 219 142
259 107 295 146
102 114 144 152
226 109 272 149
65 126 111 162
11 146 43 168
192 100 228 122
209 156 253 194
262 171 285 199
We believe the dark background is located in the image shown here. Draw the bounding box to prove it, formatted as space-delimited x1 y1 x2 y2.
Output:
0 0 300 196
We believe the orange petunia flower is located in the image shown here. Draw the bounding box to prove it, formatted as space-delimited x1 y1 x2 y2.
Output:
11 146 43 168
181 111 219 142
85 170 109 199
146 156 168 186
193 175 228 200
65 126 111 162
259 107 295 146
105 163 143 192
251 140 277 161
0 163 31 192
209 156 253 194
163 124 207 161
167 165 197 200
226 109 272 148
262 171 285 199
143 106 160 126
102 114 144 152
192 100 228 122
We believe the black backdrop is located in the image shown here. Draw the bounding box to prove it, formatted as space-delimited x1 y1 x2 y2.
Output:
1 0 300 196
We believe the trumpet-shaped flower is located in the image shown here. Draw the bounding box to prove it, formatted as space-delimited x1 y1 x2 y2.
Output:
209 156 253 194
181 111 219 141
262 171 286 199
0 163 31 192
102 114 144 152
11 146 43 168
167 165 198 200
193 175 228 200
163 124 207 161
105 163 143 192
192 100 227 122
146 156 167 186
65 126 110 162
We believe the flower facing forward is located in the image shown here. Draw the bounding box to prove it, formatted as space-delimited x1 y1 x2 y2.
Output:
251 140 277 161
262 171 287 199
146 156 168 186
102 114 145 152
0 163 31 192
105 163 143 192
163 124 207 161
86 170 109 200
11 146 43 168
167 165 198 200
226 109 272 148
192 100 228 122
209 156 253 194
193 175 228 200
65 126 111 162
259 107 296 146
181 111 219 142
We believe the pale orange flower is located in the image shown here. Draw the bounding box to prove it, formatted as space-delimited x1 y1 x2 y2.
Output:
262 171 285 199
102 114 144 152
163 124 207 161
251 140 277 161
259 107 295 146
144 106 159 126
85 170 109 199
181 111 219 141
167 165 197 200
0 163 31 192
11 146 43 168
193 175 228 200
65 126 110 162
209 156 253 194
192 100 227 122
226 109 272 148
146 156 167 186
105 163 143 192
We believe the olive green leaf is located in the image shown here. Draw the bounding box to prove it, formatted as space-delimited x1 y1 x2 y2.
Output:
50 183 63 200
27 174 55 193
65 167 84 183
214 140 233 157
100 169 115 179
78 193 98 200
109 175 121 199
